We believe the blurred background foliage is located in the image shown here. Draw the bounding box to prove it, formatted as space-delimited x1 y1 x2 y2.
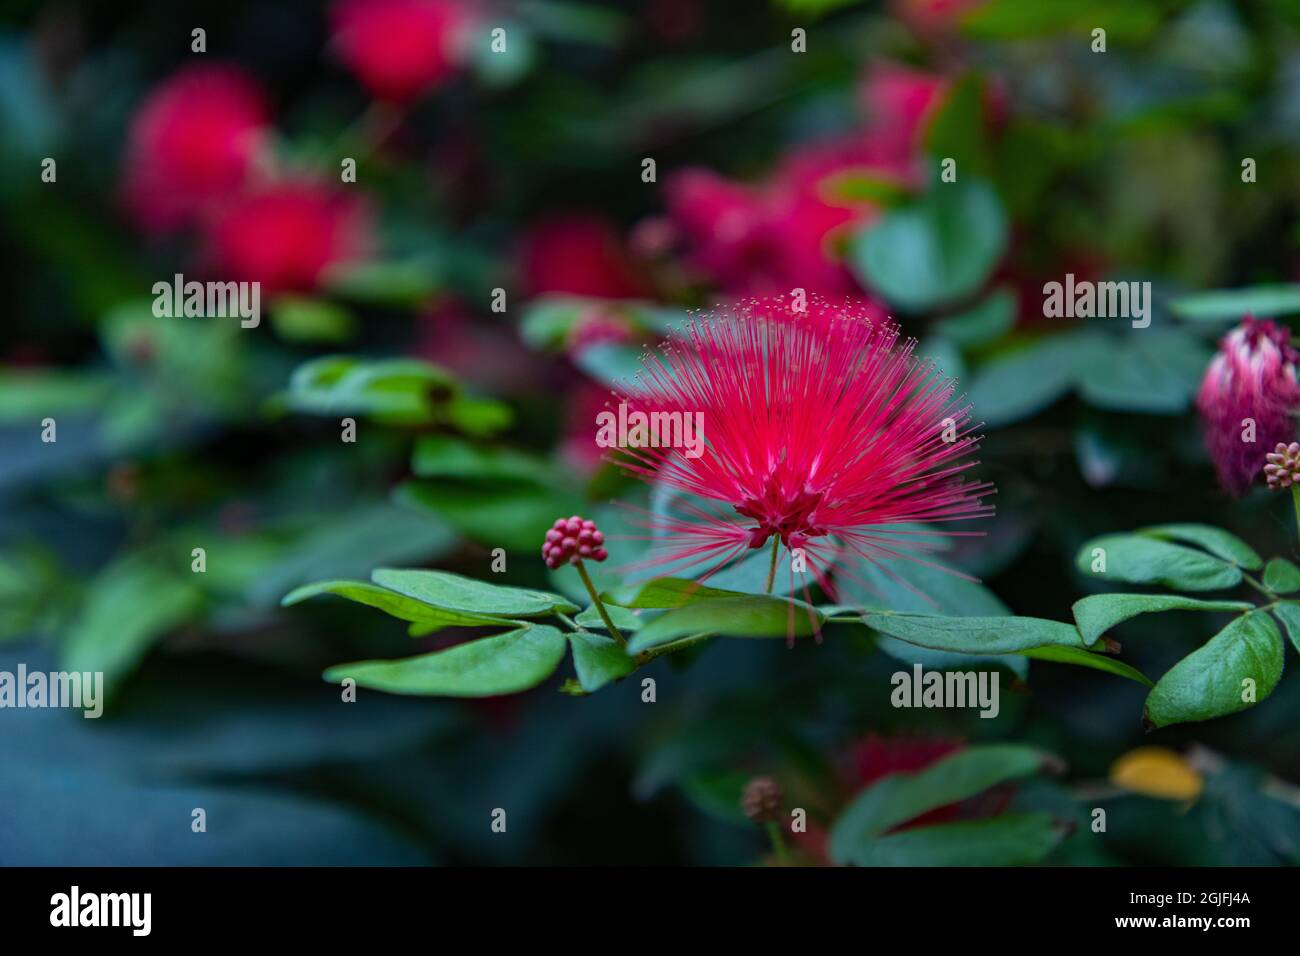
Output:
1 0 1300 864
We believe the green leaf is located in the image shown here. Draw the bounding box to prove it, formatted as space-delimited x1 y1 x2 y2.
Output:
574 603 643 631
323 257 438 307
269 296 356 343
850 173 1008 312
445 395 514 437
411 434 548 483
933 289 1016 348
572 341 645 388
1145 611 1285 727
836 551 1027 678
62 556 204 699
1076 535 1243 591
325 625 566 697
1170 284 1300 323
862 612 1088 653
1071 594 1254 645
603 577 744 609
627 596 823 652
818 168 911 207
280 356 455 425
828 744 1051 863
1271 602 1300 654
396 479 582 552
839 813 1065 866
1017 645 1153 687
239 503 456 607
1264 558 1300 594
966 332 1103 428
282 580 514 631
961 0 1162 40
924 73 991 176
370 568 578 617
568 632 636 692
1136 524 1263 570
0 370 115 422
1074 331 1210 415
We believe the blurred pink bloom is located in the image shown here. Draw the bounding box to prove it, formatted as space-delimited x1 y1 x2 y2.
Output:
1197 316 1300 495
860 63 948 159
204 181 372 294
414 299 547 395
520 214 647 300
330 0 469 102
664 66 951 296
891 0 989 30
561 382 613 475
566 306 636 358
120 64 269 233
610 296 992 599
665 140 904 296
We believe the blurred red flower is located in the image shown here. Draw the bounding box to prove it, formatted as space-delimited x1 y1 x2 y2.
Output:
663 65 950 296
519 214 647 300
859 63 948 158
204 181 372 294
330 0 470 102
891 0 989 31
120 64 269 234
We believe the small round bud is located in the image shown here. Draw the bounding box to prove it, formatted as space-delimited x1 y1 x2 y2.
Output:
741 776 783 824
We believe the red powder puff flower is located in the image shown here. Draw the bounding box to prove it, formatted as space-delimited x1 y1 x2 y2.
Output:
204 181 372 294
330 0 470 103
609 296 993 602
120 64 269 233
1196 316 1300 496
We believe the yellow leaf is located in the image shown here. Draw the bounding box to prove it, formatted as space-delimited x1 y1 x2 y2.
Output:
1109 746 1203 801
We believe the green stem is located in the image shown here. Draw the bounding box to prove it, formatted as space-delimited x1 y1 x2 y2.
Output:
556 612 581 632
766 821 790 865
1291 485 1300 552
575 560 625 646
1243 572 1277 601
764 536 781 595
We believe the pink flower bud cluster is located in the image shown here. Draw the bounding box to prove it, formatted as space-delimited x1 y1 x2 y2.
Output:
1265 442 1300 490
542 515 608 569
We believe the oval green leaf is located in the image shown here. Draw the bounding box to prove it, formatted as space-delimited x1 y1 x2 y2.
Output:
861 612 1087 653
371 568 577 617
1145 611 1285 728
838 813 1066 867
1136 524 1262 570
282 580 514 631
828 744 1052 864
568 632 636 692
1263 557 1300 594
1071 594 1254 646
323 625 567 697
1076 535 1243 591
627 595 823 652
